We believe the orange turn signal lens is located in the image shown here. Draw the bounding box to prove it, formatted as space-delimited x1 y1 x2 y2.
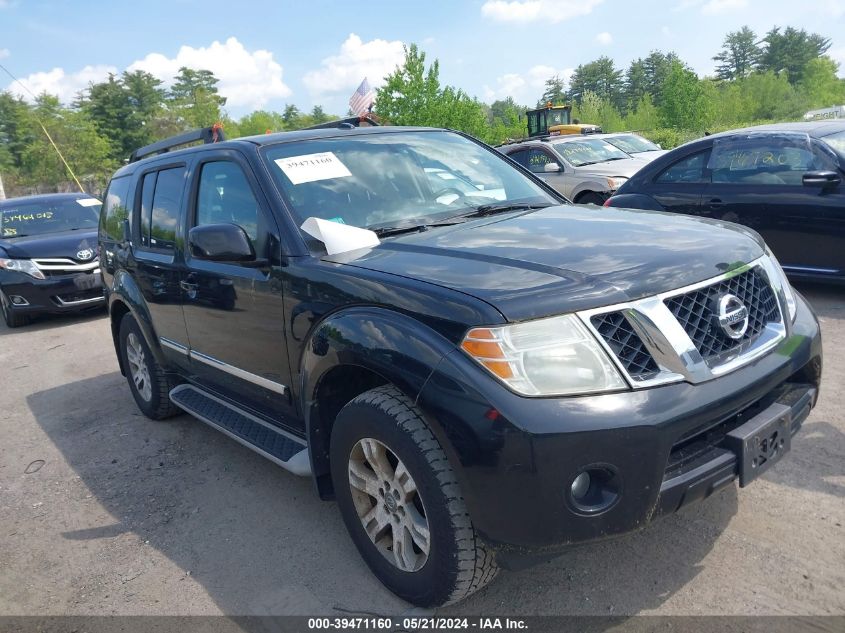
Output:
461 339 505 359
480 360 515 380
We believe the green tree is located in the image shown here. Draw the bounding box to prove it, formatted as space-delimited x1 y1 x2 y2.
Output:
538 75 566 106
758 27 832 84
20 95 115 192
798 57 845 109
569 57 624 109
713 26 761 81
624 94 660 131
168 67 226 127
659 61 710 130
237 110 285 136
282 104 302 128
310 105 331 124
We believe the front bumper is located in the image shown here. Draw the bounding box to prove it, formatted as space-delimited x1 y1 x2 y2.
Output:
416 292 821 564
0 269 105 315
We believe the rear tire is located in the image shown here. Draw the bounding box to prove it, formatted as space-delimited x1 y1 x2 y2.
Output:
0 290 29 328
118 314 180 420
330 385 498 607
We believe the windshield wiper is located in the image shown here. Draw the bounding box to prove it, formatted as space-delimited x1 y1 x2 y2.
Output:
373 219 467 237
577 157 628 166
462 202 553 218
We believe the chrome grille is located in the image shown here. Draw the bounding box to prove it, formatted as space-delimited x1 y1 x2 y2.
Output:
664 269 780 363
590 311 660 381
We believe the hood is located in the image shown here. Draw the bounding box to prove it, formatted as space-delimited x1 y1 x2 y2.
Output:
327 206 764 322
571 157 650 178
0 229 99 261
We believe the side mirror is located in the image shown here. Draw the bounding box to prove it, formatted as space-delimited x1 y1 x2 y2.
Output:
189 223 255 262
802 171 841 188
544 162 562 173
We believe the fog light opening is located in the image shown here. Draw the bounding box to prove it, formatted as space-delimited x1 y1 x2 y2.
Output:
568 466 621 515
9 295 29 306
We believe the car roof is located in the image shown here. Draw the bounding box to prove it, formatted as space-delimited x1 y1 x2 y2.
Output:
0 192 96 208
709 121 845 139
112 125 447 179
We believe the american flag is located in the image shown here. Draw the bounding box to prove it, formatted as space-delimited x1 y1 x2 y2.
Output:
349 78 375 116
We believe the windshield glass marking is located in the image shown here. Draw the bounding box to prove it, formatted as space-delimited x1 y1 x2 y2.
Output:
0 199 100 238
552 139 630 166
274 151 352 185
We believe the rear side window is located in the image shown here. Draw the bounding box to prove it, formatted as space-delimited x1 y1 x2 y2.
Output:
708 134 827 186
509 148 555 173
655 151 709 184
139 167 185 252
100 177 131 241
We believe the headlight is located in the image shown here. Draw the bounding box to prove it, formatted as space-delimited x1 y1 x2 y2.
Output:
762 248 796 322
460 314 626 396
606 177 628 190
0 258 45 280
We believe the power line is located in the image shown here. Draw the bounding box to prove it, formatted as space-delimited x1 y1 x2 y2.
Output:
0 62 85 193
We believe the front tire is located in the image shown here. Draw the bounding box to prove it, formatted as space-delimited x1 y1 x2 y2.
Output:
0 290 29 328
118 314 180 420
330 385 498 607
577 192 606 206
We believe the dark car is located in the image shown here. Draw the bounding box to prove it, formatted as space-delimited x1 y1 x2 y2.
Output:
605 122 845 283
100 123 821 607
0 192 104 327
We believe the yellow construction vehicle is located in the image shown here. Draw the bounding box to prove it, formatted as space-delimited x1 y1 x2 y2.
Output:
526 103 601 137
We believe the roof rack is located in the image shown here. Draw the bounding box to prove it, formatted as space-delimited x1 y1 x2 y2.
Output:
129 124 226 163
303 115 381 131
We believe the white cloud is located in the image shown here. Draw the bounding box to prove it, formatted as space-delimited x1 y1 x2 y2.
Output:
701 0 748 14
302 33 405 99
821 0 845 16
596 32 613 45
127 37 290 110
6 37 291 111
481 0 604 24
483 64 573 104
7 64 117 102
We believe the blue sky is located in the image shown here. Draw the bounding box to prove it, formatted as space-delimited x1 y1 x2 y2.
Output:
1 0 843 117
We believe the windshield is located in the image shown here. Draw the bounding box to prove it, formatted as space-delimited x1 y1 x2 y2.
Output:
263 131 555 231
551 138 631 167
821 130 845 157
0 197 101 238
605 134 660 154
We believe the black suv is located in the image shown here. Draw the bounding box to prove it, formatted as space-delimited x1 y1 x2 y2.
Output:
1 192 104 327
99 122 822 607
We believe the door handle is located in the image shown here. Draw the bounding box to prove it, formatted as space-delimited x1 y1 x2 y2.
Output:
180 273 198 293
708 198 725 209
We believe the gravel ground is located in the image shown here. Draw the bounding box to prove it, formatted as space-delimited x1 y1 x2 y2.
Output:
0 282 842 618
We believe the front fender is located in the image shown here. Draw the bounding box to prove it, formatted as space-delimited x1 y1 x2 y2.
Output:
300 306 457 482
108 269 168 372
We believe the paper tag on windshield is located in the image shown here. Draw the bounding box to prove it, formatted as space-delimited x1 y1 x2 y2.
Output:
76 198 101 207
274 152 352 185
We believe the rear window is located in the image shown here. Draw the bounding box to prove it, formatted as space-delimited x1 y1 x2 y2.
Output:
2 196 101 238
100 177 131 241
656 151 710 184
138 167 186 252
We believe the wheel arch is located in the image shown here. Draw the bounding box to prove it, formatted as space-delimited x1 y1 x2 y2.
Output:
108 270 167 376
299 306 456 499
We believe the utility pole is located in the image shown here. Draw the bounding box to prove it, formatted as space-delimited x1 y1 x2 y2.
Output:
0 172 6 201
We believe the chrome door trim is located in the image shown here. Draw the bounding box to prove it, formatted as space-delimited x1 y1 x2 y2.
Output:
190 349 287 395
159 337 189 355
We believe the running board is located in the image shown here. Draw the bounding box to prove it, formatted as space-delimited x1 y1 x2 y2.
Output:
169 384 311 476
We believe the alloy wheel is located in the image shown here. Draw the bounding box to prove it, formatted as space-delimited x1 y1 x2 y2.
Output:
125 332 153 402
348 437 431 572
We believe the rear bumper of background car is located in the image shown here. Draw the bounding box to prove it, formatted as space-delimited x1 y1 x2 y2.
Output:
1 269 104 315
416 293 822 567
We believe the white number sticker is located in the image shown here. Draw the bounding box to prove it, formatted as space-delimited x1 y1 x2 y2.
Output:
274 152 352 185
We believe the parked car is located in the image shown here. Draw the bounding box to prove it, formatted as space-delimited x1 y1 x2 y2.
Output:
497 135 651 204
599 132 669 160
605 122 845 283
0 192 104 327
100 122 821 607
